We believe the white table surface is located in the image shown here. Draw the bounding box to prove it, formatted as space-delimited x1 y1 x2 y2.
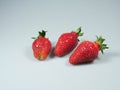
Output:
0 0 120 90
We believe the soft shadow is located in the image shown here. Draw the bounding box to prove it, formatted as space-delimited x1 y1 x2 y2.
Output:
47 41 56 60
49 46 55 58
66 60 94 67
95 51 120 64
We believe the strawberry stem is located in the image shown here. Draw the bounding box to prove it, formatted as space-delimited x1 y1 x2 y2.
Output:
32 30 47 39
96 36 109 54
76 27 84 36
38 30 47 37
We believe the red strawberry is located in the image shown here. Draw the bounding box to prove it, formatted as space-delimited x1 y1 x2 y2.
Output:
32 30 52 60
69 36 108 65
54 27 83 56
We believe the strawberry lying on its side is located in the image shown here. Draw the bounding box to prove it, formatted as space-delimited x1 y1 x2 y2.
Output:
32 30 52 60
54 27 83 57
69 36 108 65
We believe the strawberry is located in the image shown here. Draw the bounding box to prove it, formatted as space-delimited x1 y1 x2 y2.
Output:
69 36 109 65
54 27 83 57
32 30 52 60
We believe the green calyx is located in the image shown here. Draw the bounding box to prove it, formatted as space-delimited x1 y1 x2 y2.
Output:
96 36 109 54
32 30 47 39
76 27 84 36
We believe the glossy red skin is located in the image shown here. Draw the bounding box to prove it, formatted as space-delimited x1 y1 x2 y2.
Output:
32 37 51 60
54 32 78 56
69 41 99 64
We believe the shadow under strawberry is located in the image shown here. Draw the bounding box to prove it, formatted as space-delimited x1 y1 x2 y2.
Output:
95 51 120 64
49 46 55 58
71 61 94 66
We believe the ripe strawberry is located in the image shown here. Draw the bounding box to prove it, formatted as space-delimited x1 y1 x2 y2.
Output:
54 27 83 57
32 30 52 60
69 36 108 65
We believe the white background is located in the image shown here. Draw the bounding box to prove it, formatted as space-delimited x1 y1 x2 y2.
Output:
0 0 120 90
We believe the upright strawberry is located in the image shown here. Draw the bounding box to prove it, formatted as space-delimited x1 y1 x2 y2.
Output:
32 30 52 60
54 27 83 57
69 36 108 65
